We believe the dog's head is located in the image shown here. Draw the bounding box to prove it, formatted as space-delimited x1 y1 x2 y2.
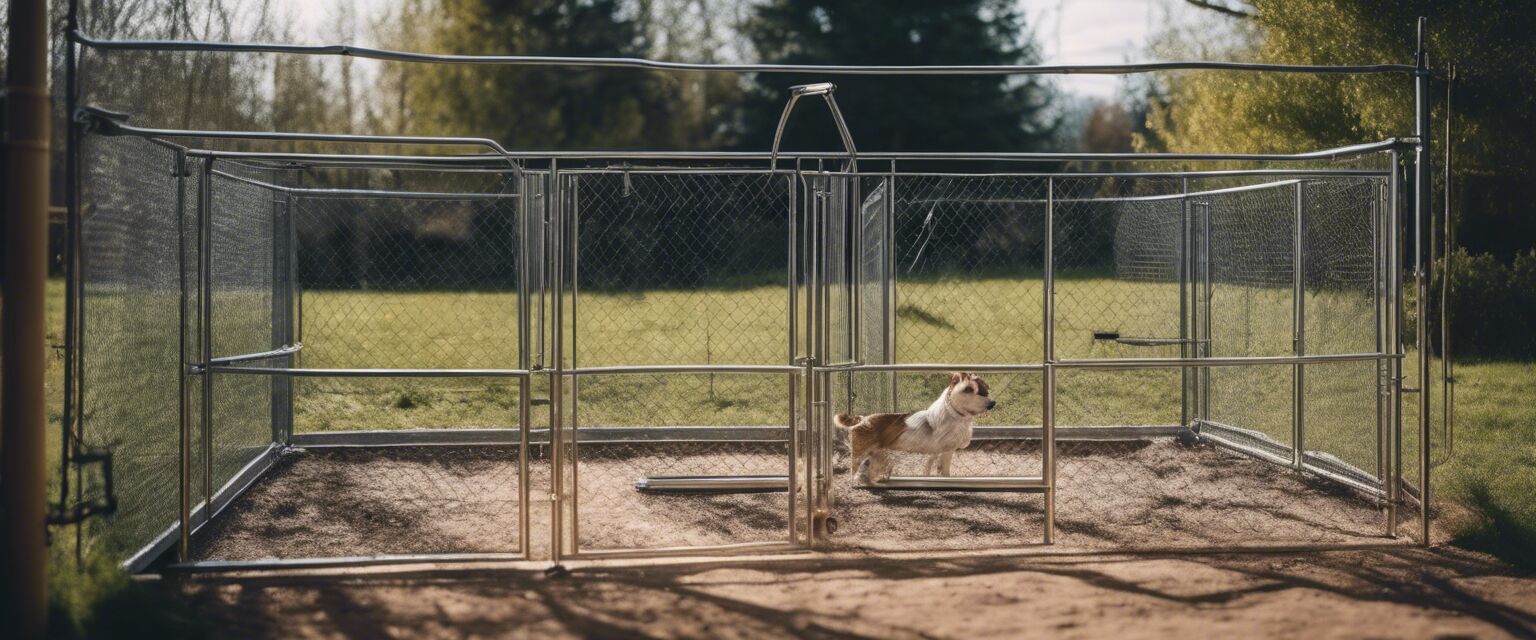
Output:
947 371 997 415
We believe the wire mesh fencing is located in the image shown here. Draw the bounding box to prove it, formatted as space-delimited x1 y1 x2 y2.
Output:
70 143 1417 566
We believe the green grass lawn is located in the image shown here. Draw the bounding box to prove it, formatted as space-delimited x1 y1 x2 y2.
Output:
31 275 1536 606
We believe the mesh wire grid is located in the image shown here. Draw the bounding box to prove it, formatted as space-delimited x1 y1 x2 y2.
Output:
561 171 796 553
77 135 188 562
72 152 1414 562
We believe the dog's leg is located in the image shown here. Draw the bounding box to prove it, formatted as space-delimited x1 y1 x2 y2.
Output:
849 433 871 484
869 450 892 483
937 451 954 476
922 455 938 476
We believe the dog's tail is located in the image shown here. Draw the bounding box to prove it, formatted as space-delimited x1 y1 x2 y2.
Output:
833 413 863 429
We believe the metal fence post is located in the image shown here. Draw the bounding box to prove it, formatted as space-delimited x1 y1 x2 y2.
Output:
199 159 216 527
549 159 564 564
1179 178 1192 430
1293 181 1307 469
176 150 192 561
1413 16 1433 546
1043 177 1057 544
271 172 294 446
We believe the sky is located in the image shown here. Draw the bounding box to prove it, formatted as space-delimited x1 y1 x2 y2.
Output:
287 0 1197 100
1017 0 1188 98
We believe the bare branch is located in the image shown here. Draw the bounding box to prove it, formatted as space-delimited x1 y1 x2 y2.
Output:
1183 0 1256 20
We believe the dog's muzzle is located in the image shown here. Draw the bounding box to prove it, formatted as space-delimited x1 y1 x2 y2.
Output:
985 400 997 410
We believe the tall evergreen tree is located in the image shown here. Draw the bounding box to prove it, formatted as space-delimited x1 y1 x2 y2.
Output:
734 0 1057 153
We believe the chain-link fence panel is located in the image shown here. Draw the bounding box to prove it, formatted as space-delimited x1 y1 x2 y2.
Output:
561 170 795 553
1197 180 1298 457
566 373 794 553
207 168 279 496
1300 178 1385 486
289 177 522 433
569 171 792 368
890 174 1047 368
191 382 522 562
77 134 187 564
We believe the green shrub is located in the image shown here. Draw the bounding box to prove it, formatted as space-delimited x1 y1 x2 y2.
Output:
1433 248 1536 359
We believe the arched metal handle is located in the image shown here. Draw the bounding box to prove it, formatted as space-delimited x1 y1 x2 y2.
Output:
769 83 859 173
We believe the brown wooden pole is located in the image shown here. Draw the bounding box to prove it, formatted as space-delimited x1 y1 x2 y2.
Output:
3 0 52 636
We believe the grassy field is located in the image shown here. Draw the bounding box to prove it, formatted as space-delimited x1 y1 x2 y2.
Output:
31 275 1536 607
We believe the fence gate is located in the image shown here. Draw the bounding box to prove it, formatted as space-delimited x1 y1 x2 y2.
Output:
551 167 807 559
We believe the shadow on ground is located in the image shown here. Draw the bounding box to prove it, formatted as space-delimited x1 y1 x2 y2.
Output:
170 546 1536 639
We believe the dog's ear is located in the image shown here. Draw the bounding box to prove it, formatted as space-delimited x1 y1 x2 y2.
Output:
949 371 964 386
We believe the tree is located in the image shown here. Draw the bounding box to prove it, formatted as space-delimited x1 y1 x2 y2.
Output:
376 0 729 150
1140 1 1536 260
734 0 1057 154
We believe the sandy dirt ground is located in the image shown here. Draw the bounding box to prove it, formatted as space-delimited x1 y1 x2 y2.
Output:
193 440 1393 561
172 546 1536 638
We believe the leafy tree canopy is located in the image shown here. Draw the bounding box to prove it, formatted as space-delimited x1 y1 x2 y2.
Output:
735 0 1057 154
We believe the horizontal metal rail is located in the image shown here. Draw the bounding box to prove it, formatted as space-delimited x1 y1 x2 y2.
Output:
851 169 1391 179
1058 352 1396 370
207 343 303 366
568 364 802 376
564 541 806 561
212 169 517 200
287 425 1181 448
82 111 522 170
164 553 528 574
72 32 1417 76
635 476 789 493
180 150 1404 170
204 366 532 378
815 363 1047 373
85 118 1407 163
860 476 1048 492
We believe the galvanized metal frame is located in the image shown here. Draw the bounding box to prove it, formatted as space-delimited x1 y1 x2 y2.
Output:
144 150 1419 569
63 28 1442 571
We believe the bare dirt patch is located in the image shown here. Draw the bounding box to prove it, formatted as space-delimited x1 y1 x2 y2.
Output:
176 547 1536 638
193 439 1392 561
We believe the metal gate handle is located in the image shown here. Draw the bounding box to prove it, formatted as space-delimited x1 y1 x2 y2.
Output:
769 83 859 173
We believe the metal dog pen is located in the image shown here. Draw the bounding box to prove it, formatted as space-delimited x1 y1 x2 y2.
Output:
57 14 1448 573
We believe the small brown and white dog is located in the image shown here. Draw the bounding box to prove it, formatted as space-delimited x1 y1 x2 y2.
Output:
833 372 996 483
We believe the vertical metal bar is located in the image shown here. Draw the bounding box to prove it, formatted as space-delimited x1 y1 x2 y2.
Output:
64 0 85 567
1179 178 1190 429
271 172 292 446
1414 17 1433 545
548 160 563 563
285 174 300 445
786 172 800 545
886 162 898 412
1442 64 1457 458
803 171 819 544
1202 201 1213 420
815 174 833 538
517 168 532 559
569 174 581 553
1043 177 1057 544
199 160 215 525
176 150 192 562
1382 177 1394 531
1293 181 1306 469
293 172 305 357
852 174 862 369
1388 149 1402 536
